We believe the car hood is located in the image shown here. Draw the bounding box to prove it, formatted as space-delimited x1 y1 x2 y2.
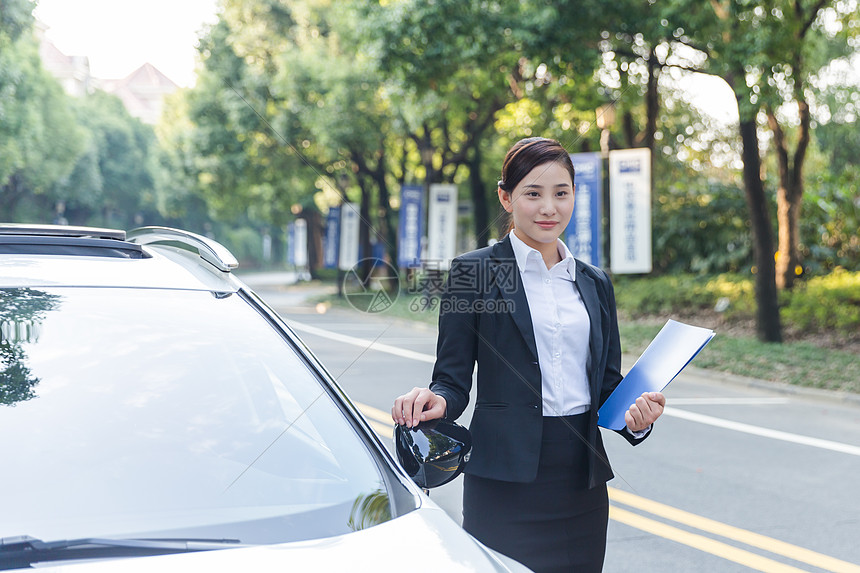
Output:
16 506 529 572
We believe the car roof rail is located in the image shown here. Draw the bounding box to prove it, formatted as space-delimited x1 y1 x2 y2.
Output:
127 226 239 272
0 223 126 241
0 223 146 258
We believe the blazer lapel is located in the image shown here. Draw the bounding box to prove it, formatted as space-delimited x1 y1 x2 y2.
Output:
489 237 538 362
574 262 603 400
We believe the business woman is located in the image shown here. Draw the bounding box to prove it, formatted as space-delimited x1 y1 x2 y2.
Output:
392 137 665 573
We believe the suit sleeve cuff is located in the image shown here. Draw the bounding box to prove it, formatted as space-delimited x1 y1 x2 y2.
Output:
626 425 651 440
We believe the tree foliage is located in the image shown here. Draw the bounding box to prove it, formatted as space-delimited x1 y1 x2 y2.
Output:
2 0 857 343
0 26 82 217
0 2 174 229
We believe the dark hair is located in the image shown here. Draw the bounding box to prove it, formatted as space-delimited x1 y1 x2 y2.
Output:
498 137 576 233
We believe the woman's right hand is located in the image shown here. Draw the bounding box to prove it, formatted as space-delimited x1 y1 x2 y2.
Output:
392 387 447 428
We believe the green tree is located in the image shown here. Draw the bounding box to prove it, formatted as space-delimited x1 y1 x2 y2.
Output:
800 89 860 272
53 91 160 228
757 2 858 289
652 0 857 341
650 1 779 341
0 0 34 43
360 0 534 247
188 11 315 264
267 0 403 269
0 18 82 220
153 89 215 233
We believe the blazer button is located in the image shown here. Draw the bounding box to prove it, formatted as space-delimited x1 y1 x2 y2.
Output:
531 404 539 409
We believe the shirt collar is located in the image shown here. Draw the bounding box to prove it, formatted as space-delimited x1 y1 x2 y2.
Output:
508 230 577 280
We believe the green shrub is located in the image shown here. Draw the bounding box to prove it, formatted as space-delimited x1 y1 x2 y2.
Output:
782 268 860 335
314 268 339 282
650 160 858 276
800 160 860 274
615 270 860 337
701 274 756 317
652 180 752 275
613 273 754 318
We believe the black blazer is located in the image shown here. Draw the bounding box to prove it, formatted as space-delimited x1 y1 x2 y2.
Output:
430 235 646 487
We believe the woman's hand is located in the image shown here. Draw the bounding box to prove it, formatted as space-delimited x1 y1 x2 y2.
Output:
625 392 666 433
392 387 447 428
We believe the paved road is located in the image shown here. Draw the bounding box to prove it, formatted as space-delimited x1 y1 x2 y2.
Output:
246 276 860 572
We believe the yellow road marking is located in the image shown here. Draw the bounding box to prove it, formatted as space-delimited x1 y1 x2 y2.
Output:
367 418 394 439
610 506 811 573
357 402 395 439
609 487 860 573
357 402 393 425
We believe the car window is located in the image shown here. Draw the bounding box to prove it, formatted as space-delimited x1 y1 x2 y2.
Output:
0 287 394 544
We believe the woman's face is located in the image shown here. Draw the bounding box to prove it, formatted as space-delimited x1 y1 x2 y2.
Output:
499 161 575 250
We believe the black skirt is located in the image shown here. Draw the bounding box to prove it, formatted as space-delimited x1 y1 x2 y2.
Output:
462 413 610 573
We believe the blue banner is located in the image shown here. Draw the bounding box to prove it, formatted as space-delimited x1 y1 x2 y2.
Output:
323 205 341 269
565 152 602 267
398 184 424 268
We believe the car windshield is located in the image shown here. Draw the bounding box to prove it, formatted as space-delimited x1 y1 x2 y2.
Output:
0 286 393 545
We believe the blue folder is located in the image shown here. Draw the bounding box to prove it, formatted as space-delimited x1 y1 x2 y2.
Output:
598 319 715 430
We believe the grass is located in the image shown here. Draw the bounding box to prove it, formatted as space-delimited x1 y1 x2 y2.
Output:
316 288 859 394
618 320 859 393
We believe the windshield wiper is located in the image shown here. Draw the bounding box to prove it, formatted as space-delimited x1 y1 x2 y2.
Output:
0 535 243 569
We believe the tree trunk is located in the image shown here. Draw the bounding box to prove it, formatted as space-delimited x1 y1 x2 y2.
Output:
622 111 636 149
768 100 810 290
301 209 323 279
643 51 659 194
358 175 373 280
0 173 27 218
775 178 803 289
738 119 783 342
643 52 659 153
468 145 490 247
372 164 397 267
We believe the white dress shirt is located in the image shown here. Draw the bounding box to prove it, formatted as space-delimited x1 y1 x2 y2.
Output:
509 231 591 417
508 231 651 437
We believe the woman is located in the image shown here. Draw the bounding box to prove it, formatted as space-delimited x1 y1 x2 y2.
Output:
392 137 665 573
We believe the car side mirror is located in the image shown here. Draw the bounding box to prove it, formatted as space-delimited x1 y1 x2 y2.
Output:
395 419 472 490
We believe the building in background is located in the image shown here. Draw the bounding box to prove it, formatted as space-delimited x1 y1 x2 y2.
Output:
36 22 92 98
99 63 178 125
36 21 177 124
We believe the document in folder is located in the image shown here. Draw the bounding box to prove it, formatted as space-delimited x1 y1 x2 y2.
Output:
598 319 715 430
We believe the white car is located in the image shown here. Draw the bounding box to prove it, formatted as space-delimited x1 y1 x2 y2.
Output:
0 224 530 572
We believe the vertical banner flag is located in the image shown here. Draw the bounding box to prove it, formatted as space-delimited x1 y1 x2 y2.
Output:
609 148 652 274
566 152 602 266
398 184 424 268
323 205 341 269
338 203 360 271
427 184 458 270
293 218 308 267
262 232 272 264
286 222 295 266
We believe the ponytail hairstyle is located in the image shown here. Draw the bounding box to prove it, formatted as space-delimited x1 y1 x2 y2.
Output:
497 137 576 234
